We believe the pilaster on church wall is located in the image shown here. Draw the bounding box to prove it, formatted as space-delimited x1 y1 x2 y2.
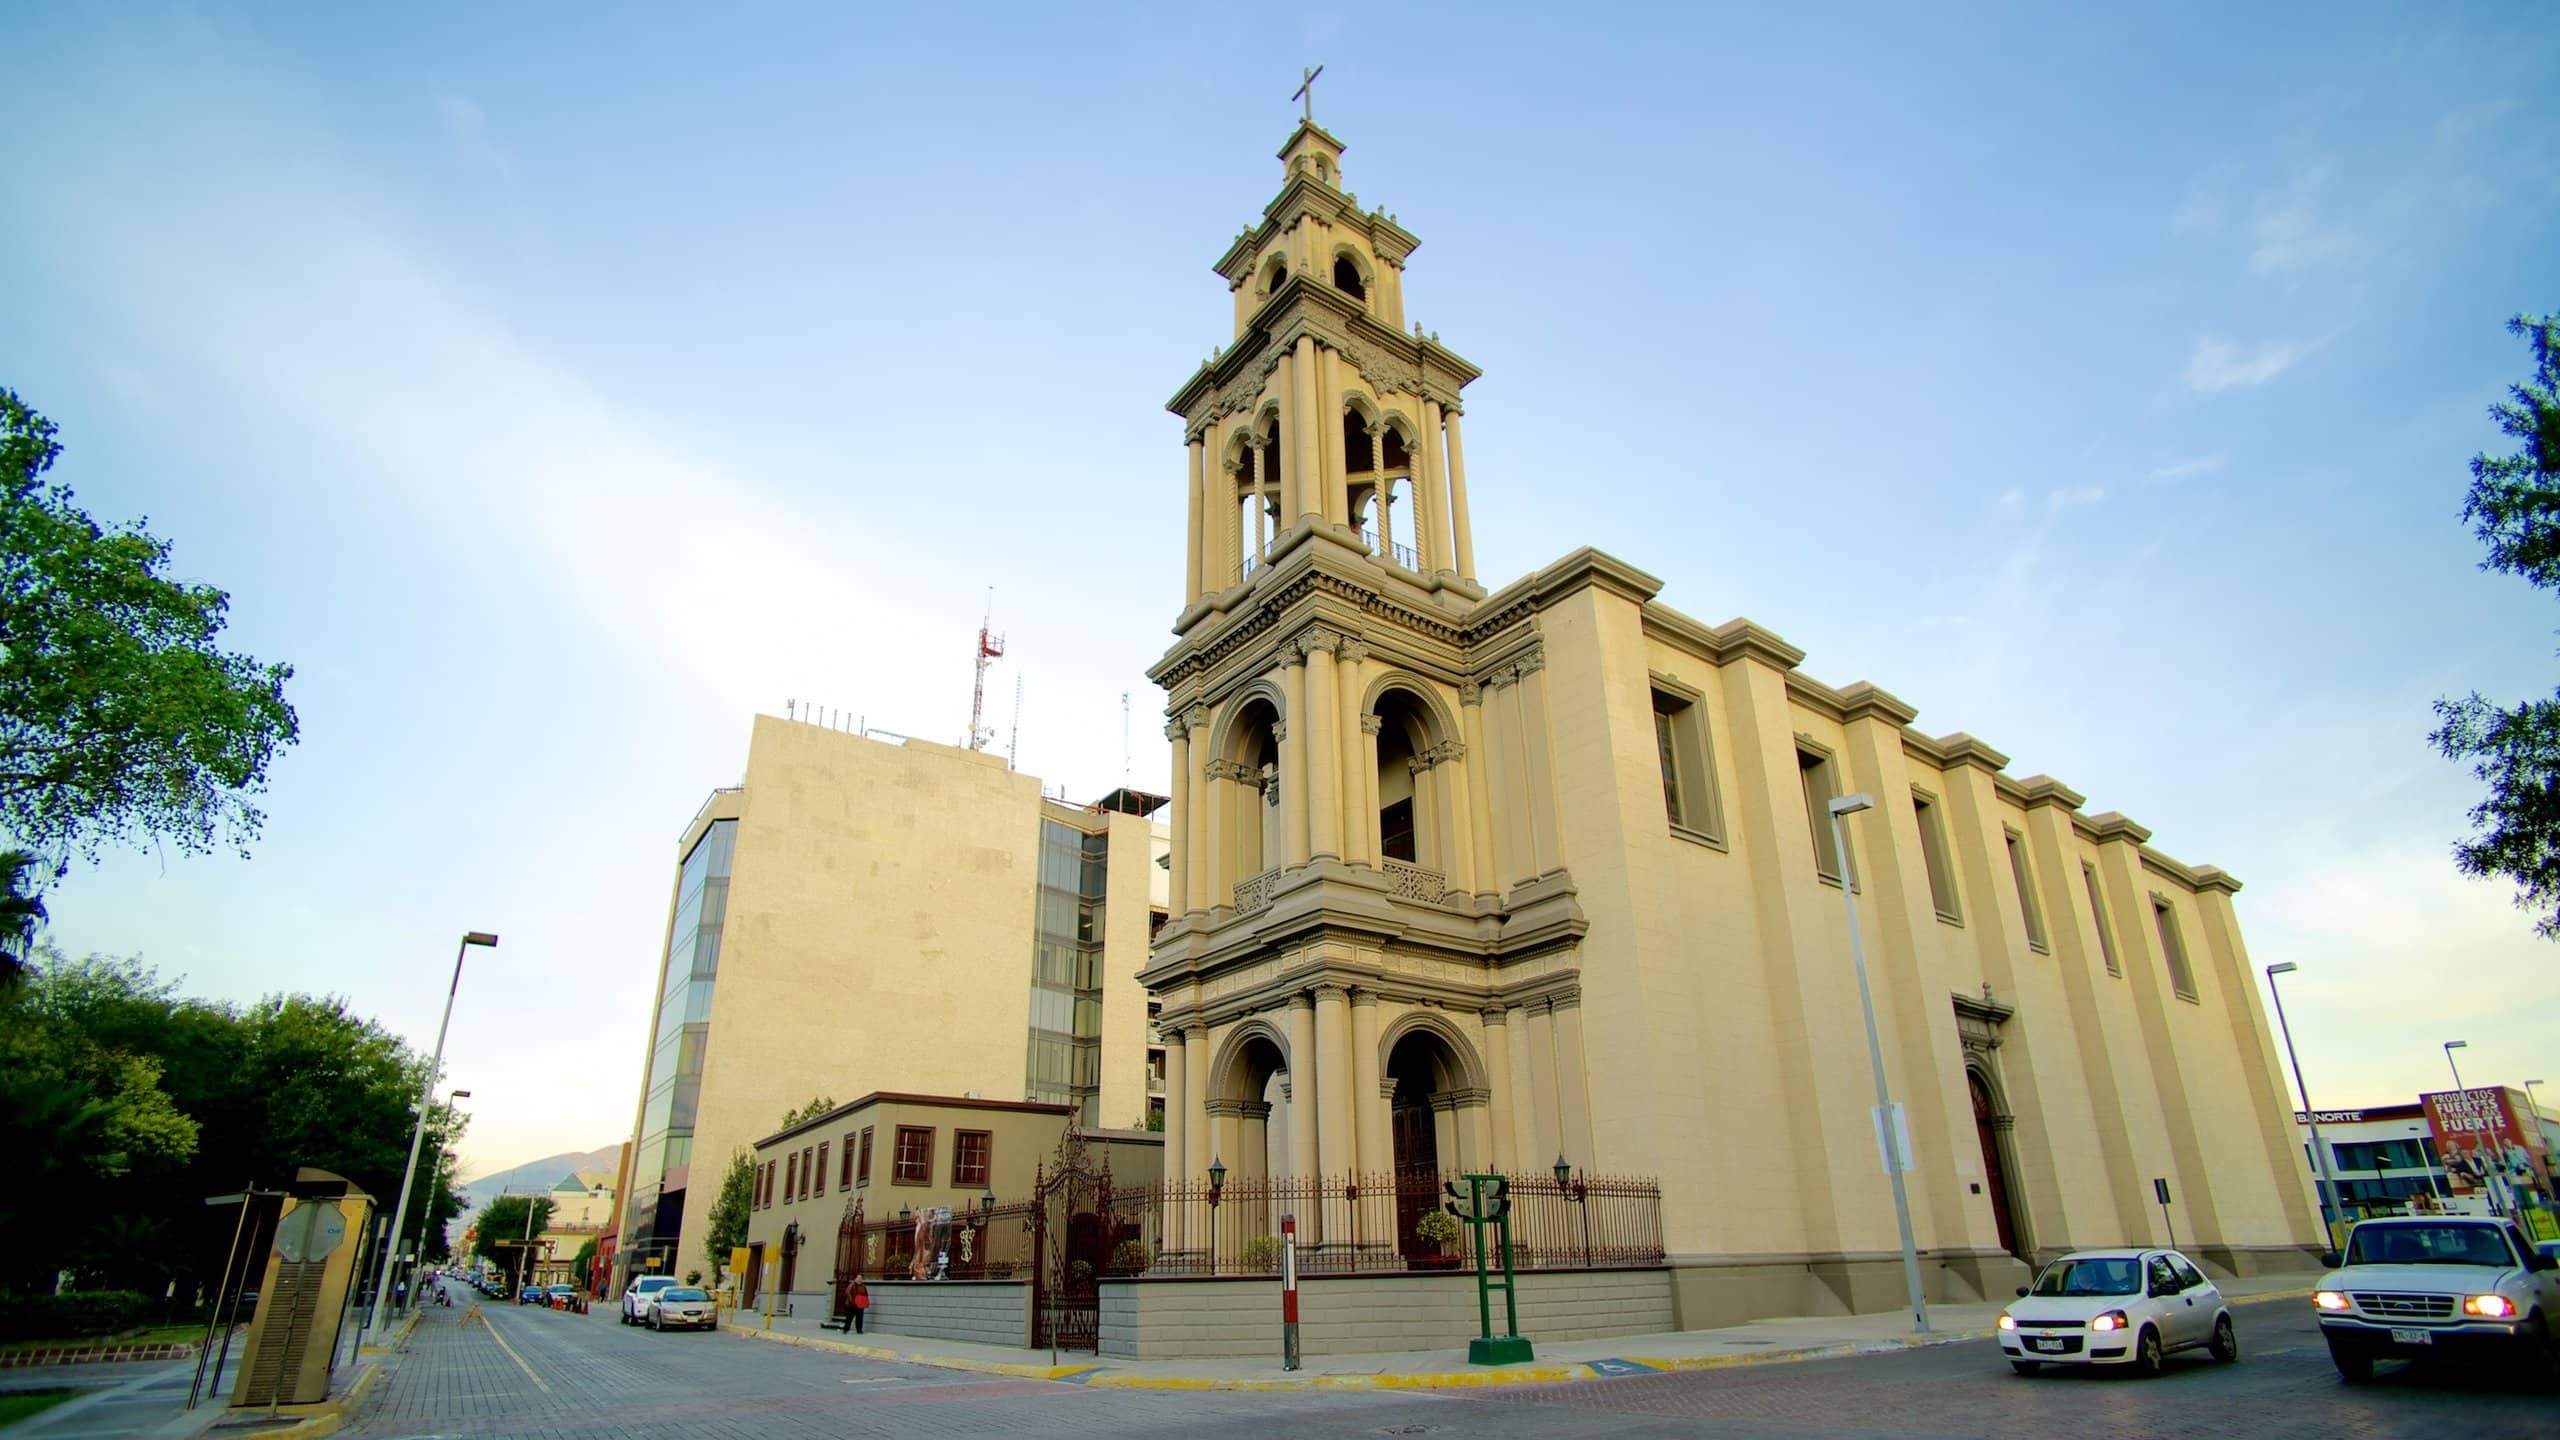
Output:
2189 888 2327 1246
1831 720 1987 1258
2137 880 2275 1247
2091 840 2226 1245
2014 806 2145 1250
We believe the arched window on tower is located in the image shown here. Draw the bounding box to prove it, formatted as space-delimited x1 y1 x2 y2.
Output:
1263 257 1288 300
1332 254 1367 300
1353 425 1418 570
1232 424 1283 580
1372 688 1441 867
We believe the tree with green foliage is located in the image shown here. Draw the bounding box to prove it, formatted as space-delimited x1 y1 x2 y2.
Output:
571 1236 597 1289
0 387 298 865
702 1149 754 1272
2435 313 2560 936
779 1095 836 1129
0 948 457 1298
467 1194 555 1291
0 850 43 988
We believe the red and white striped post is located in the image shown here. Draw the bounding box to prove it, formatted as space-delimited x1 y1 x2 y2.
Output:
1280 1213 1301 1371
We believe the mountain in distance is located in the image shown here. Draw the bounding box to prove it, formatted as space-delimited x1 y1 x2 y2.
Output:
451 1143 621 1216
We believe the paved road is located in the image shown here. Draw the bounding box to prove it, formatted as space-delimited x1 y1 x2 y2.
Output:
339 1300 2554 1439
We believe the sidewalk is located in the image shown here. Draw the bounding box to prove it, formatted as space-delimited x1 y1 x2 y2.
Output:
728 1270 2317 1392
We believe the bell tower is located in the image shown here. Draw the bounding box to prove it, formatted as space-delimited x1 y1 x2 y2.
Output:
1144 110 1584 1207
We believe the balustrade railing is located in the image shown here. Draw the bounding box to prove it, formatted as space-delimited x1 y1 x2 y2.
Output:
1380 859 1450 905
1359 527 1421 572
1232 867 1281 916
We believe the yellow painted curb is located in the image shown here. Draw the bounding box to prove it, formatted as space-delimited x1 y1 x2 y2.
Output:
250 1310 416 1439
727 1322 1092 1381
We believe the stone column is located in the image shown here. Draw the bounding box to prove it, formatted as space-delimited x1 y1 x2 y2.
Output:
1184 438 1205 603
1294 336 1323 525
1504 1003 1543 1170
1313 985 1355 1180
1479 1007 1517 1172
1551 992 1595 1168
1445 409 1475 581
1358 715 1384 866
1304 632 1342 862
1250 444 1270 566
1349 991 1388 1178
1181 1026 1210 1187
1511 650 1560 877
1281 653 1311 867
1162 1016 1189 1187
1318 346 1344 525
1200 759 1228 910
1416 397 1444 574
1185 709 1211 912
1441 735 1479 896
1460 682 1499 898
1164 718 1191 914
1524 1000 1562 1167
1283 995 1319 1185
1337 639 1372 866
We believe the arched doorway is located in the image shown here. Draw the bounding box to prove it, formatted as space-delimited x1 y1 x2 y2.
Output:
1969 1069 2027 1258
1385 1026 1477 1262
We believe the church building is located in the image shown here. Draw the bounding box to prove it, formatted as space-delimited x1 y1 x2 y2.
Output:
1142 116 2325 1327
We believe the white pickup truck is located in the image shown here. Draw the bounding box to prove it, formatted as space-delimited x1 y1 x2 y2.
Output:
2312 1215 2560 1384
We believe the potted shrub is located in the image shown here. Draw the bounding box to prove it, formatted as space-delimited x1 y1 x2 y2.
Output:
1240 1235 1283 1273
1106 1239 1153 1276
1410 1210 1465 1270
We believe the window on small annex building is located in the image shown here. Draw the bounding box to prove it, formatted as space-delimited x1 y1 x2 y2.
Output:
1912 790 1961 922
815 1141 830 1196
856 1127 874 1187
2005 830 2048 951
2083 864 2120 977
1797 745 1851 882
841 1133 857 1188
953 1130 992 1189
783 1152 797 1203
1652 686 1723 843
2152 896 2199 1000
893 1125 934 1184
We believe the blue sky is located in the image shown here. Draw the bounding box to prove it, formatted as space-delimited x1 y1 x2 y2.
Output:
3 3 2554 1178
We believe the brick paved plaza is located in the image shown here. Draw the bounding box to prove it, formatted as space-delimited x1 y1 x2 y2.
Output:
331 1300 2554 1439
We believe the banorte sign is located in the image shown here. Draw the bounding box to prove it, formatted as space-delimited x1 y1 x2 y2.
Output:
2421 1087 2551 1199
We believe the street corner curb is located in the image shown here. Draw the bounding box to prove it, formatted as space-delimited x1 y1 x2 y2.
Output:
1629 1328 1994 1375
726 1322 1091 1381
1078 1362 1606 1392
2227 1288 2313 1308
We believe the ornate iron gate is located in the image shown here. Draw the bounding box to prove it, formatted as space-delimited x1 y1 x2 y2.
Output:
1030 1123 1116 1351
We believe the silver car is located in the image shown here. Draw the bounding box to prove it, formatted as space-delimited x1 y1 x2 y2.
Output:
646 1286 716 1332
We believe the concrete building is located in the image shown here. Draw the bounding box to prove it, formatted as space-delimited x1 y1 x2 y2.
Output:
615 715 1169 1288
741 1091 1161 1308
2295 1091 2558 1227
1142 117 2328 1329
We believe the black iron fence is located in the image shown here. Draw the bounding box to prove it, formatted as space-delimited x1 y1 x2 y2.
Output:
827 1172 1664 1292
1104 1171 1663 1278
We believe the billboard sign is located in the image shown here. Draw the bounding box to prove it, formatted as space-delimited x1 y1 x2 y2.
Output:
2421 1087 2551 1203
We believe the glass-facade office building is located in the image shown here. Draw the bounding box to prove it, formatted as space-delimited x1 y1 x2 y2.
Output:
624 817 736 1270
1025 819 1108 1126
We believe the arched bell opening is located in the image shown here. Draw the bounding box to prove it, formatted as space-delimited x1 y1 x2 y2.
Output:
1228 420 1284 578
1221 695 1282 887
1369 687 1447 871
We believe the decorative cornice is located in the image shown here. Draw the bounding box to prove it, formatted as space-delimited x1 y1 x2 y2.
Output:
1361 713 1384 735
2012 775 2087 813
1933 732 2013 776
1338 636 1369 665
2190 865 2243 896
1203 758 1254 782
1458 680 1483 707
2079 811 2152 847
1163 718 1187 743
1836 681 1919 729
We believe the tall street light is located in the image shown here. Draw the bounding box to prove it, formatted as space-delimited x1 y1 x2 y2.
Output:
2263 963 2342 1239
2442 1040 2496 1217
409 1089 470 1294
2525 1079 2547 1124
2443 1039 2471 1094
368 930 498 1334
2405 1125 2446 1205
1827 793 1927 1334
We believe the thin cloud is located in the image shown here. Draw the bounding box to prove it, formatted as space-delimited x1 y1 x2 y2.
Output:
2250 166 2352 275
2185 337 2306 393
2150 454 2227 480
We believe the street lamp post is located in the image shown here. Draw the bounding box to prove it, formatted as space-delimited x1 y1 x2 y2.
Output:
2263 964 2342 1238
407 1089 470 1300
368 930 498 1335
1827 794 1928 1334
2442 1040 2498 1216
2406 1126 2446 1205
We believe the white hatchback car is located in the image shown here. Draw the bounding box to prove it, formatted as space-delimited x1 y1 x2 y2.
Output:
620 1274 679 1325
1999 1249 2236 1377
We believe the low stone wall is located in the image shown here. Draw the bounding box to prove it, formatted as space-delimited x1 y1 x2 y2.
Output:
860 1280 1031 1348
1098 1269 1673 1359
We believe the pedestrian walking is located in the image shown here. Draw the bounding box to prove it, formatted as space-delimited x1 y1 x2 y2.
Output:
852 1280 870 1334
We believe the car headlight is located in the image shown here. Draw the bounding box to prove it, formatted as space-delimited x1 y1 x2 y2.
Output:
2089 1309 2129 1332
2313 1290 2351 1312
2462 1294 2518 1319
1997 1313 2016 1331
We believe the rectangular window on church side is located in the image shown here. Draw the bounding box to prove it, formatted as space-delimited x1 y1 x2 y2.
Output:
841 1132 857 1188
2083 864 2121 977
2005 829 2048 952
2152 896 2199 1000
1912 790 1961 922
1653 685 1724 846
1798 745 1850 883
815 1141 830 1196
857 1127 874 1187
952 1130 992 1189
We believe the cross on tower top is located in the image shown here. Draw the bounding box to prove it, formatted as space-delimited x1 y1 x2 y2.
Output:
1292 64 1324 124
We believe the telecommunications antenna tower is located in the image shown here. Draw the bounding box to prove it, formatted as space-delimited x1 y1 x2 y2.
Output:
1008 675 1024 770
968 590 1006 751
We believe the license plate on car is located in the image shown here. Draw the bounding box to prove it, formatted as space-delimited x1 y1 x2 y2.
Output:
2389 1328 2432 1346
2030 1338 2066 1352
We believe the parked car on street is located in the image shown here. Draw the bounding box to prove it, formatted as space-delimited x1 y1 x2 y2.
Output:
1998 1249 2235 1377
621 1274 680 1326
546 1285 576 1309
646 1287 717 1332
2313 1215 2560 1384
517 1285 546 1304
